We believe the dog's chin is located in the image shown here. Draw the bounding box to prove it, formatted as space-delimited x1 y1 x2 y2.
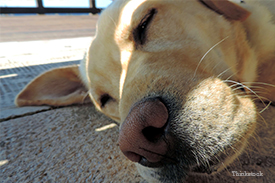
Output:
137 157 223 182
137 155 217 173
137 143 252 183
136 134 251 182
136 162 188 183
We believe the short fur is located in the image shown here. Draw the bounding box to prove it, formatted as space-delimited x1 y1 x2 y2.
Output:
16 0 275 182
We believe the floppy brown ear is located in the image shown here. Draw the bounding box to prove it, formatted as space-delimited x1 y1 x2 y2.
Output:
15 65 89 107
199 0 251 21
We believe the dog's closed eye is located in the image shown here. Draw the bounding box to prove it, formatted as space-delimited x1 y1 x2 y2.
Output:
134 8 157 45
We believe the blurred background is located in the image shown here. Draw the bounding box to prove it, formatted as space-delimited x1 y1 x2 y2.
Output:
0 0 112 9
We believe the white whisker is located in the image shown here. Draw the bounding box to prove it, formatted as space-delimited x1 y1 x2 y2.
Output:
225 72 236 81
232 86 245 92
256 112 268 126
251 97 270 102
107 14 118 29
259 101 272 114
228 83 241 89
223 80 267 107
217 67 234 79
231 85 268 93
193 36 229 78
242 81 275 88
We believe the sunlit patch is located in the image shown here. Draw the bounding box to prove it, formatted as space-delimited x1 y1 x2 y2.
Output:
0 73 18 79
115 0 146 99
115 0 147 41
95 123 117 132
0 160 8 166
119 50 132 98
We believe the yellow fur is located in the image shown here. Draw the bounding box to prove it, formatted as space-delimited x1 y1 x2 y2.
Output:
15 0 275 182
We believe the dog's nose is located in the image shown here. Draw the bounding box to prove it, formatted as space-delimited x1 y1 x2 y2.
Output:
119 98 169 164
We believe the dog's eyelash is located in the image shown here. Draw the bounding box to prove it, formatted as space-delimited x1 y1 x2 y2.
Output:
134 8 157 45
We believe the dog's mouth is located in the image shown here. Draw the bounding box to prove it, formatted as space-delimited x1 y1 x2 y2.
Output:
138 154 179 168
139 153 219 175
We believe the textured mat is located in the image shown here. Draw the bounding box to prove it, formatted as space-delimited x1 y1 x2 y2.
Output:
0 103 274 183
0 105 144 182
0 37 92 120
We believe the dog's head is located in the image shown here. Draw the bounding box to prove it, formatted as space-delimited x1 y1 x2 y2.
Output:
80 1 255 181
16 0 275 182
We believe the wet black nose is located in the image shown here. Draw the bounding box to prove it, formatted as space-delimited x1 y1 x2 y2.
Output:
118 97 169 164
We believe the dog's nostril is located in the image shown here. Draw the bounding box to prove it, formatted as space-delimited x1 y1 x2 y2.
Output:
142 126 165 143
119 97 169 164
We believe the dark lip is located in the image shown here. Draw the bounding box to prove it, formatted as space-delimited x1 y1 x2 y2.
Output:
139 157 164 168
138 155 179 168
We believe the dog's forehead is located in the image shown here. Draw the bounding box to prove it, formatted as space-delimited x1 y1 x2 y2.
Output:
99 0 203 45
101 0 177 33
101 0 147 25
102 0 149 41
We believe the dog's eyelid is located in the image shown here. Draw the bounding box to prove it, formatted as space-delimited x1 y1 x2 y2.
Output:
140 8 156 26
134 8 157 45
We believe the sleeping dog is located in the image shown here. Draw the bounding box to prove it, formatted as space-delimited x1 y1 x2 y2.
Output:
16 0 275 182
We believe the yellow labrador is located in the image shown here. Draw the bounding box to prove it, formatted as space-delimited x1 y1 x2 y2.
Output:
15 0 275 182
